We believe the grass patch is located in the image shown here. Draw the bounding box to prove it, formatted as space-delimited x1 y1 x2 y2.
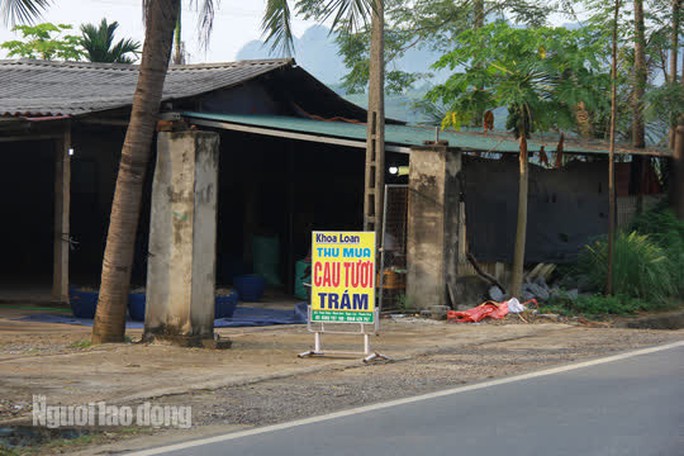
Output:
0 425 149 455
69 339 93 349
541 293 653 317
39 433 98 453
631 205 684 296
576 231 678 307
571 295 647 316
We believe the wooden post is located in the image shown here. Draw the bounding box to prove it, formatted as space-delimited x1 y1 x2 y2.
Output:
675 115 684 220
52 125 71 304
363 0 385 241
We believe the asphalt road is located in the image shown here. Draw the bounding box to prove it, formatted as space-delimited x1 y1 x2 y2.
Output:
135 342 684 456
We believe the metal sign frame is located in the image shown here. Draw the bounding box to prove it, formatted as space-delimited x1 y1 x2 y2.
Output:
298 305 387 362
298 230 389 362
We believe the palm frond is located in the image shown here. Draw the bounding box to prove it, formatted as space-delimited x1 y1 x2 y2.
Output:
81 18 140 63
261 0 295 56
320 0 373 32
191 0 217 50
1 0 51 26
111 37 141 63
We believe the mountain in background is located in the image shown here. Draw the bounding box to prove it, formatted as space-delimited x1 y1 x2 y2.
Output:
236 25 347 86
236 25 448 88
236 25 449 124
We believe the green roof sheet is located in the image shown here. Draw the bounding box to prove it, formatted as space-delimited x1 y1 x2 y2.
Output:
181 112 669 157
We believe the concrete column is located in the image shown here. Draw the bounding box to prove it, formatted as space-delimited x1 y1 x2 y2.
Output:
144 130 220 345
406 146 462 310
52 126 71 304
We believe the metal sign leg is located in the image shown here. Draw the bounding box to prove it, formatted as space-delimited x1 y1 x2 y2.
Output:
362 332 391 363
298 331 323 358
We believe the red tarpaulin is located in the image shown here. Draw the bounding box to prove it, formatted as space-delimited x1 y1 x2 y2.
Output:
447 299 538 323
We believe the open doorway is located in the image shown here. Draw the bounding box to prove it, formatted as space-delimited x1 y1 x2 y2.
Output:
0 140 55 300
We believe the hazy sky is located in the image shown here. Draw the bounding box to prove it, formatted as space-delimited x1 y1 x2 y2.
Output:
0 0 318 62
0 1 579 63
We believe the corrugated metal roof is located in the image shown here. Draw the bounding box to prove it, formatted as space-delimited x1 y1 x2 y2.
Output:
0 59 293 117
181 112 671 156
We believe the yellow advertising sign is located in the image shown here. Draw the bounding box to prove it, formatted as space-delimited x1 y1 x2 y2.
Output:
310 231 376 323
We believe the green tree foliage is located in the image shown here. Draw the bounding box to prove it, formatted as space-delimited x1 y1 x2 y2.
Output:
1 22 84 60
80 18 141 64
306 0 564 94
427 21 610 136
583 0 684 142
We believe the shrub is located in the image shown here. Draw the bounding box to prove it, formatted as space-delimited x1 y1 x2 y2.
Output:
631 206 684 296
576 231 677 306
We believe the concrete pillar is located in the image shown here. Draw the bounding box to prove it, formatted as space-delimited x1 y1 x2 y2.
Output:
406 145 462 310
144 130 220 345
52 126 71 304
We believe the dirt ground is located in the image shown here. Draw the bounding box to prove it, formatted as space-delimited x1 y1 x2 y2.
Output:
0 305 683 455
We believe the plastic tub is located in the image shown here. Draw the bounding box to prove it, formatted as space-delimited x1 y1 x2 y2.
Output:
127 293 146 321
233 274 266 302
215 291 239 319
69 289 98 319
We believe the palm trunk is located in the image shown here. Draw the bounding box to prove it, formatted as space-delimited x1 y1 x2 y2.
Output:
92 0 180 344
474 0 484 28
671 0 680 83
511 134 528 298
631 0 646 215
632 0 646 149
668 0 681 149
473 0 485 127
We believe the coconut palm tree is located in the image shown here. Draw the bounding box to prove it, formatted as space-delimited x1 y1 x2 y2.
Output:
91 0 217 344
81 18 141 64
90 0 183 343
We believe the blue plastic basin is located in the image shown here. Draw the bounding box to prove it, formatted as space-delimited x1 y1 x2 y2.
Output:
69 289 98 319
128 293 146 321
215 291 239 319
233 274 266 302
